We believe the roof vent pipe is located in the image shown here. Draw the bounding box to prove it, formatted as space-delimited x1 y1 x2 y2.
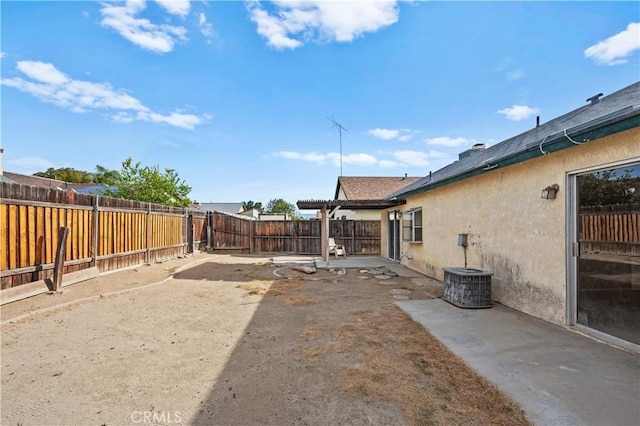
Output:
536 116 540 127
586 93 603 105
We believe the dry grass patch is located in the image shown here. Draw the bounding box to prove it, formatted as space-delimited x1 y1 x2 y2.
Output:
237 280 272 296
300 327 323 341
282 296 314 306
304 305 530 426
266 279 302 296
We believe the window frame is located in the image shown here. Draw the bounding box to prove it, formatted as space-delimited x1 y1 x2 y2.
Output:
402 208 423 243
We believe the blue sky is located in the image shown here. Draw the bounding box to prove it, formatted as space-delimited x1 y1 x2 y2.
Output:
1 1 639 211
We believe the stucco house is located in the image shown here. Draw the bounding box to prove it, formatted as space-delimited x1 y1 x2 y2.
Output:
193 202 247 215
384 81 639 350
332 176 420 220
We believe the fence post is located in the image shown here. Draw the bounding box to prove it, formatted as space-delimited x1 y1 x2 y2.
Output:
351 220 355 255
184 210 189 254
145 203 151 264
249 219 255 254
293 220 298 255
92 195 99 267
206 211 212 250
52 227 69 291
211 211 217 251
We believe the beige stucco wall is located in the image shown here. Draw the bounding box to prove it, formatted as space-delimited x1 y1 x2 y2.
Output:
335 209 385 220
388 128 640 325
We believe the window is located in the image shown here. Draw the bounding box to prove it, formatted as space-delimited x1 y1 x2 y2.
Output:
402 208 422 242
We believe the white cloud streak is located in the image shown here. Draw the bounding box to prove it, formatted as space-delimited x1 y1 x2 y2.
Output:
368 127 416 141
248 1 399 50
424 136 471 148
2 60 204 130
497 105 540 121
7 156 55 173
154 0 190 17
274 149 444 169
584 22 640 66
392 150 429 167
199 12 214 38
100 0 187 53
368 128 399 140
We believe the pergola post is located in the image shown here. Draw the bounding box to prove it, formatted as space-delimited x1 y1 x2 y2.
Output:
321 206 328 262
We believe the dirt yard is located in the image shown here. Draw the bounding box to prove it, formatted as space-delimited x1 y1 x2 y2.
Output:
1 254 529 425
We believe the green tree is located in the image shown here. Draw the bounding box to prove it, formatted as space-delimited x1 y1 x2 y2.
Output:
578 169 639 206
105 158 192 207
34 167 93 183
244 200 264 212
93 165 120 185
265 198 301 219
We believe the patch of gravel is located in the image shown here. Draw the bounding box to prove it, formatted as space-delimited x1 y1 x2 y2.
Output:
375 275 392 280
389 289 412 296
393 295 410 300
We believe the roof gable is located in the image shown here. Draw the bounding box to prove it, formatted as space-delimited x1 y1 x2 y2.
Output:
334 176 421 200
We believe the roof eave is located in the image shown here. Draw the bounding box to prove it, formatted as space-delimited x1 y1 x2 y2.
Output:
392 107 640 200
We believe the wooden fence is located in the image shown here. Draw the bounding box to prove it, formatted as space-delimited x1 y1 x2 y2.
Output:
1 181 381 289
212 213 381 256
579 203 640 257
1 182 190 289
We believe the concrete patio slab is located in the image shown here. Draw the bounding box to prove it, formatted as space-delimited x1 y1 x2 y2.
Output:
314 256 423 277
397 299 640 426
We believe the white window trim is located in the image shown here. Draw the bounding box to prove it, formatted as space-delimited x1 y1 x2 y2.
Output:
402 208 423 243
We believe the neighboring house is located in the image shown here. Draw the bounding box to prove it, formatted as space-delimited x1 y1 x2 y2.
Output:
332 175 420 220
193 202 247 215
385 81 640 349
258 212 290 221
240 208 262 220
2 171 104 193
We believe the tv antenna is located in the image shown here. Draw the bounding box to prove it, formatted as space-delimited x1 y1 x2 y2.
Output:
327 117 348 176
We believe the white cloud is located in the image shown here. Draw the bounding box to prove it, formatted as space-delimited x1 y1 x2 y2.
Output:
16 61 69 85
328 152 377 166
2 60 204 130
497 105 540 121
0 52 5 59
368 128 399 140
368 127 416 141
7 156 55 173
392 150 429 167
585 22 640 66
248 1 399 50
274 151 378 167
155 0 190 17
424 136 470 148
276 151 327 164
100 0 187 53
199 12 214 38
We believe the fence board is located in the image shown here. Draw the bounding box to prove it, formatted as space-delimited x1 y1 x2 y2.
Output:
579 204 639 256
0 204 6 271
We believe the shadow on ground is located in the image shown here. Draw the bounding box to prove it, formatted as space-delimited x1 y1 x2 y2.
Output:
185 261 528 426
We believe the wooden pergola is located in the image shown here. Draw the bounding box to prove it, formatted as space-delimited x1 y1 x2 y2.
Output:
296 199 406 261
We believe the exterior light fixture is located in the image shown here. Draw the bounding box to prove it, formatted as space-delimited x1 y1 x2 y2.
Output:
541 184 559 200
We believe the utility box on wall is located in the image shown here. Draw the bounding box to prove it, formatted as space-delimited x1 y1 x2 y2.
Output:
442 267 493 308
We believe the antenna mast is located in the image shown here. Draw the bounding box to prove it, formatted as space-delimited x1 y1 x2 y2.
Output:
327 117 348 176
